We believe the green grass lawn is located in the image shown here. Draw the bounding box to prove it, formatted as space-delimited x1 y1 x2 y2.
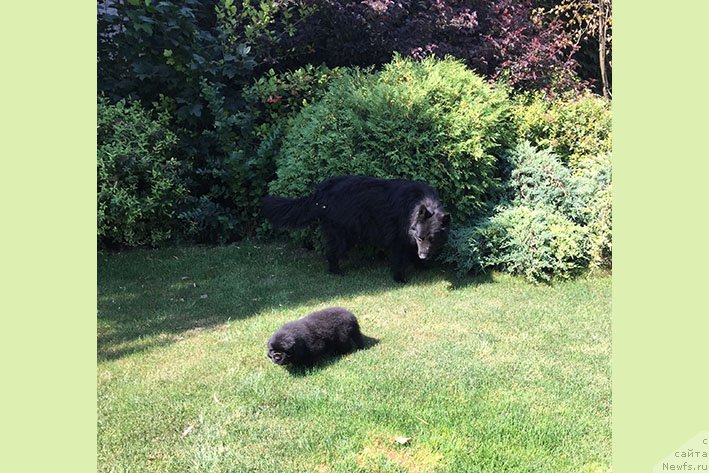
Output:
98 242 610 473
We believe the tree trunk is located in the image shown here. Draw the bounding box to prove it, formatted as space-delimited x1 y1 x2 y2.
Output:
599 0 610 98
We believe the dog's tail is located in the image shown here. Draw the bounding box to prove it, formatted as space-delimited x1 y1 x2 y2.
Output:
261 194 323 228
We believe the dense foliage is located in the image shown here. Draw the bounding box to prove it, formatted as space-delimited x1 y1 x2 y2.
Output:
98 0 336 243
99 0 252 242
536 0 613 96
513 91 611 165
504 141 581 219
97 98 187 248
269 56 513 220
575 153 612 268
245 64 345 140
481 205 589 282
268 0 584 92
443 205 592 283
442 142 611 281
97 1 612 280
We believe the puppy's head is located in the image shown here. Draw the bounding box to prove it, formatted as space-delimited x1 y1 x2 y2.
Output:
410 204 450 260
267 331 299 365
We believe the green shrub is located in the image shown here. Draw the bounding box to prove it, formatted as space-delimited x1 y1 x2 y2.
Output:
98 97 188 248
440 224 487 276
513 91 611 166
244 65 347 241
573 152 612 223
505 141 581 220
485 206 588 281
444 207 588 282
444 144 611 281
173 79 269 243
268 55 514 220
98 0 308 244
586 183 612 269
244 64 345 141
505 142 612 224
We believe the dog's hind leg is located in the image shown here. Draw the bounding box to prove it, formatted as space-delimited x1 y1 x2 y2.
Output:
321 223 350 275
388 245 408 283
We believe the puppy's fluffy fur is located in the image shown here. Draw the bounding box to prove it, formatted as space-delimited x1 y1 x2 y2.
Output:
267 307 364 366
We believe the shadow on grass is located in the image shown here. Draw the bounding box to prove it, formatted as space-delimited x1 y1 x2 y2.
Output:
97 242 493 361
281 335 381 377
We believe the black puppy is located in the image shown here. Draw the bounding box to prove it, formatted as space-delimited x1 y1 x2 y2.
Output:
267 307 365 366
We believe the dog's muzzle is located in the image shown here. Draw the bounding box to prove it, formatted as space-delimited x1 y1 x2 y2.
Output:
268 351 286 364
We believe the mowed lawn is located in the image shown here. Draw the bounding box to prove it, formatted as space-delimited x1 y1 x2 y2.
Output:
98 242 610 473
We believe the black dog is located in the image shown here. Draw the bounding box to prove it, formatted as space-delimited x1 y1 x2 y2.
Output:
267 307 365 366
262 175 450 282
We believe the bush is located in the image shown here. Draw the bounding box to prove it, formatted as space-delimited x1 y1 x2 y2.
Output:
444 144 611 280
505 142 612 224
98 0 306 244
242 64 346 199
504 141 581 220
444 206 588 282
172 79 269 244
482 206 589 281
587 184 612 269
244 64 346 141
98 98 188 248
268 0 583 92
269 55 513 221
573 152 612 226
440 224 487 276
513 91 611 166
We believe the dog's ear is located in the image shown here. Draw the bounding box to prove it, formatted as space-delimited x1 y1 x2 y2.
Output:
417 204 433 220
440 213 451 227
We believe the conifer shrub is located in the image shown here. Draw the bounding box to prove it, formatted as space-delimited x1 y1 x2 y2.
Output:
443 143 611 281
268 55 514 221
513 91 611 166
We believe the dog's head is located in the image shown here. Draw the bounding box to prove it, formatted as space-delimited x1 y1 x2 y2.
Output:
409 203 450 260
267 331 301 365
